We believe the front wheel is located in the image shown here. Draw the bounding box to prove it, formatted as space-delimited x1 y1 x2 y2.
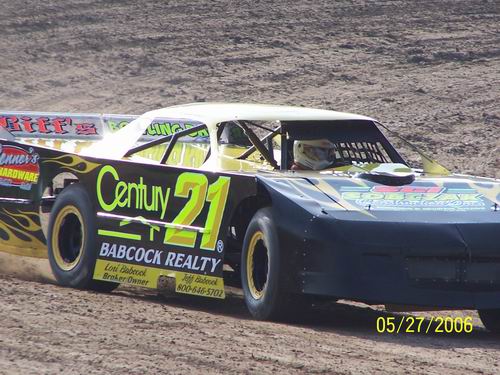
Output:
478 309 500 333
47 183 118 292
241 207 305 320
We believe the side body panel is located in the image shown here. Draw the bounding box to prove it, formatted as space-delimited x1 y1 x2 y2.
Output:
90 159 256 298
0 139 257 298
0 140 68 257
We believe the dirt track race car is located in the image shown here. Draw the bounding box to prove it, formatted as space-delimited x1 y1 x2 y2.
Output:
0 103 499 328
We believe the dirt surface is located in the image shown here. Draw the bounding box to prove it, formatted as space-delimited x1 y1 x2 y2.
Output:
1 267 500 375
0 0 499 374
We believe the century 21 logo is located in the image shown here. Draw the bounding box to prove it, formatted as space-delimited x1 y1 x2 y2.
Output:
96 165 230 251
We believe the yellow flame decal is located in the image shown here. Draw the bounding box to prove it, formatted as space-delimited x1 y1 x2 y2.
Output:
0 210 47 258
43 155 100 174
469 183 500 206
313 179 376 218
2 209 42 232
287 179 345 211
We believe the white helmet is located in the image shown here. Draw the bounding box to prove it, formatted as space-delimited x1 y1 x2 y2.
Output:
293 139 336 170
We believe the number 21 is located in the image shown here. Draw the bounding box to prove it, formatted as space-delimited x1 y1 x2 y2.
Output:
164 172 230 250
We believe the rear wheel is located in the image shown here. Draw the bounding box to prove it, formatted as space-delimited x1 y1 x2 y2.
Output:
48 183 118 292
241 207 306 320
478 309 500 333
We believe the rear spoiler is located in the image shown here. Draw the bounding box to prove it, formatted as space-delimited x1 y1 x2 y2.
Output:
0 111 205 142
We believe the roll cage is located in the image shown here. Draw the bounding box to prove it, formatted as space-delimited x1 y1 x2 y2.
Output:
124 119 408 170
124 123 208 163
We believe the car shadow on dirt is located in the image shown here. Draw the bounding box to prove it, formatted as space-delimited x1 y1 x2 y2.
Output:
113 285 500 349
113 285 251 317
298 301 500 349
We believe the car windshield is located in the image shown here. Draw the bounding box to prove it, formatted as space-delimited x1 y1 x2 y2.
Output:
284 120 406 171
218 119 406 172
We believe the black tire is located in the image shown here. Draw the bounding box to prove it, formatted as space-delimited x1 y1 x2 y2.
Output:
47 183 118 292
478 309 500 333
241 207 305 320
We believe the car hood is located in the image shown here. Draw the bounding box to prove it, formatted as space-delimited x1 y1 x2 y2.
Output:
312 175 498 212
257 170 500 223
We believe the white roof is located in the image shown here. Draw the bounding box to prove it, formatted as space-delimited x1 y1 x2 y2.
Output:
84 103 375 159
148 102 374 126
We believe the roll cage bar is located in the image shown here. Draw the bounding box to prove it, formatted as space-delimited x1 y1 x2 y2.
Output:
234 121 279 169
124 123 208 163
124 121 280 169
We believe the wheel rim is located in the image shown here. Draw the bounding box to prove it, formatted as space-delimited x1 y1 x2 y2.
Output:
246 231 269 300
52 205 85 271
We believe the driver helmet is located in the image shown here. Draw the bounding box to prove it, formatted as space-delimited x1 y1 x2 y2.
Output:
293 139 336 170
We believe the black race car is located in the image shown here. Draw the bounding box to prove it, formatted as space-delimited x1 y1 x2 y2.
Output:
0 103 499 330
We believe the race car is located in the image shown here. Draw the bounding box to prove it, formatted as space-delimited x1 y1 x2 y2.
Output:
0 103 499 330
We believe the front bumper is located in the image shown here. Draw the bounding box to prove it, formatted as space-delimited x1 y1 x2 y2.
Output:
282 211 500 309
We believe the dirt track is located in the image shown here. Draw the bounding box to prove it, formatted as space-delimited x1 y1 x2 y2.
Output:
0 0 499 374
1 266 500 375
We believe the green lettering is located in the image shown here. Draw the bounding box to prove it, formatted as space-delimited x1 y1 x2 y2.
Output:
108 121 118 131
436 193 458 201
115 181 128 208
159 123 171 136
196 128 209 137
405 193 422 201
127 182 139 209
143 186 155 211
361 193 384 200
158 187 171 220
138 177 146 208
423 194 438 201
96 165 120 211
171 124 181 133
385 193 405 200
458 194 481 201
146 125 156 135
342 192 361 200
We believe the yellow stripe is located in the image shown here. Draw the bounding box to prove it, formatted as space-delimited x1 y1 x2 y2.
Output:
98 229 141 240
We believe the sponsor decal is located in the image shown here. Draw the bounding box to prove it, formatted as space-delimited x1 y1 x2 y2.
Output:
104 116 209 140
0 114 99 136
42 154 101 175
93 259 225 298
340 185 486 211
0 145 40 190
98 241 222 274
94 260 155 287
96 165 230 251
175 272 225 299
93 166 232 298
0 112 210 141
97 165 171 220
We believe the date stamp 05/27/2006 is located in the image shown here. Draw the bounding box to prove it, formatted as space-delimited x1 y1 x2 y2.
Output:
376 316 474 334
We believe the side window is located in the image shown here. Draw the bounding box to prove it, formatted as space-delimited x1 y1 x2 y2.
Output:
218 122 254 160
136 124 210 168
217 121 281 167
218 122 252 147
164 141 210 168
